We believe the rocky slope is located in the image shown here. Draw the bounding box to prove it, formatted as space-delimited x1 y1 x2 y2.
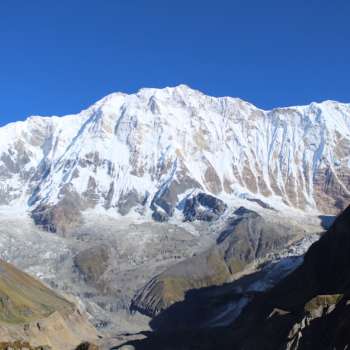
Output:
131 208 313 318
0 258 97 349
1 86 350 233
125 205 350 349
230 204 350 349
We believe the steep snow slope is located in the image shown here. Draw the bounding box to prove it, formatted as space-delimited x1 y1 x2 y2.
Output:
1 85 350 232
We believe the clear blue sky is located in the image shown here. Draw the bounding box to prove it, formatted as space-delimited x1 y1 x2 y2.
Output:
1 0 349 126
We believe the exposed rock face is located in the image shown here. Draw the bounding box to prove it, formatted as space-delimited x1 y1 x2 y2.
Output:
0 259 97 350
183 192 227 222
31 197 83 235
131 209 299 317
1 86 350 233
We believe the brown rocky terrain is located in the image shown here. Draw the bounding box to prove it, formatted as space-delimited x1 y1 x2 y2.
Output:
0 259 97 350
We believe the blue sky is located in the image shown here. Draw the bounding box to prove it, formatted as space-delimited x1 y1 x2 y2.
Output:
0 0 349 126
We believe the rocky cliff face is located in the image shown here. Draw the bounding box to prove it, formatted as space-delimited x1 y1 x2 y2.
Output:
1 86 350 233
0 259 97 350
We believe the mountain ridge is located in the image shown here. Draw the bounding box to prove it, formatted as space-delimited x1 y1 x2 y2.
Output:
1 85 350 233
3 84 350 128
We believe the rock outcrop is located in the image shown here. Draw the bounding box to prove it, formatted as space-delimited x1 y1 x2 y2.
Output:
183 192 227 222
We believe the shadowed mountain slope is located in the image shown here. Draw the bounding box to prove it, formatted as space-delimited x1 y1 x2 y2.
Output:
123 205 350 349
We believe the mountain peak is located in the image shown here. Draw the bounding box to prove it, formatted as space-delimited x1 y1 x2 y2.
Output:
135 84 201 99
1 86 350 233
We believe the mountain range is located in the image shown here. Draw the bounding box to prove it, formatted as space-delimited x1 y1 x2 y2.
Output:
1 85 350 234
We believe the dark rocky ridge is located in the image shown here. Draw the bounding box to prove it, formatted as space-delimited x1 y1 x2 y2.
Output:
151 191 227 223
183 192 227 222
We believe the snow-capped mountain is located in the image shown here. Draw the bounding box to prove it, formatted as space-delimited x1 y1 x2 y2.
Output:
1 85 350 233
